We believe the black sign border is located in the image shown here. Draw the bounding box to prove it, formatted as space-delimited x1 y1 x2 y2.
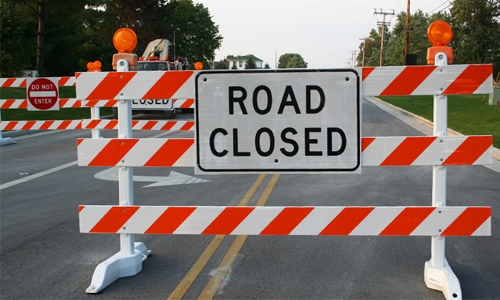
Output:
195 69 361 173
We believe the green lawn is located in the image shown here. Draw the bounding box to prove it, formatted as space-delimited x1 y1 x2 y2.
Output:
1 87 112 120
379 95 500 148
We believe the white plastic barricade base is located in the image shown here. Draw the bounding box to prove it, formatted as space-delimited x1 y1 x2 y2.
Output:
0 137 16 146
424 259 461 300
86 242 150 294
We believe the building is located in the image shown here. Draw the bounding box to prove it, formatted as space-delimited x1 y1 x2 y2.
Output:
226 55 265 69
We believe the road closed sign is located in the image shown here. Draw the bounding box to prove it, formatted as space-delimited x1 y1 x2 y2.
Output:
195 69 361 174
27 77 59 111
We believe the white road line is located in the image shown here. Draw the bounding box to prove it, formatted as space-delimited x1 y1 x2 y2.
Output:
0 161 77 190
1 128 189 191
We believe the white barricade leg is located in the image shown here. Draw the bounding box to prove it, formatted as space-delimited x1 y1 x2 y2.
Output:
86 59 150 294
424 52 461 300
86 242 151 293
90 106 101 139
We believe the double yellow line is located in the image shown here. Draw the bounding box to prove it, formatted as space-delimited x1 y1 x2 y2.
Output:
167 174 280 300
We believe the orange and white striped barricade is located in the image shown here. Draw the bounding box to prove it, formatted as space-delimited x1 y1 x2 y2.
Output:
79 205 491 236
0 76 73 145
75 59 493 298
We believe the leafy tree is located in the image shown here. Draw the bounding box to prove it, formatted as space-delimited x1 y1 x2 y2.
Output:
162 0 223 68
6 0 87 76
450 0 500 74
278 53 307 68
1 0 223 76
0 1 34 77
214 59 229 69
357 29 381 66
244 55 257 69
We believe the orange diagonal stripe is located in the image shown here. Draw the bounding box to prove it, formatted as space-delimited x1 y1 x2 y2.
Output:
380 207 435 236
90 206 140 233
202 207 255 235
145 207 197 234
144 139 194 166
381 137 436 166
86 72 136 100
441 207 491 236
143 71 193 99
320 207 374 235
88 139 139 166
443 136 492 165
261 207 314 235
381 66 436 96
443 65 493 94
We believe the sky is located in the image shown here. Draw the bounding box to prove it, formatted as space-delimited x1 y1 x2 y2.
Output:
195 0 452 68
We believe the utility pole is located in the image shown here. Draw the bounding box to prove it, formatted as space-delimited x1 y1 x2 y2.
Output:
359 37 369 67
374 9 395 66
351 50 358 67
405 0 411 59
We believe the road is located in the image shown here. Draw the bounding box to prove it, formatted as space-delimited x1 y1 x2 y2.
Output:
1 98 499 299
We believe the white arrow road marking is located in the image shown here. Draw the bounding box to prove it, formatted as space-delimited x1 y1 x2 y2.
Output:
94 167 210 187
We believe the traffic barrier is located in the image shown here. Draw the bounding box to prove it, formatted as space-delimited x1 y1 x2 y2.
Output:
75 58 494 299
3 23 493 298
76 64 492 100
79 205 491 236
0 98 195 109
76 136 492 167
0 119 195 131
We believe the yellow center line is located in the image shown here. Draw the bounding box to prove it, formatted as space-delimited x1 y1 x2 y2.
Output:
167 174 267 300
198 174 281 300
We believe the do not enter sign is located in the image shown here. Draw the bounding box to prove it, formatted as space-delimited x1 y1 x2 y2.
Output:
27 78 59 111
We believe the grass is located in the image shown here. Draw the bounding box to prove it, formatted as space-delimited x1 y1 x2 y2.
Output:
379 94 500 148
1 87 112 120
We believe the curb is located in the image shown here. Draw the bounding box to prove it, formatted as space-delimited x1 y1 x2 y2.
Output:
371 97 500 162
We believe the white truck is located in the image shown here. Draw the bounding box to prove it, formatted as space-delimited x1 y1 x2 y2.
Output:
112 38 189 119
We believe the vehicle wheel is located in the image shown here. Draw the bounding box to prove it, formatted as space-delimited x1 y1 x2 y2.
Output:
166 108 176 119
112 107 118 119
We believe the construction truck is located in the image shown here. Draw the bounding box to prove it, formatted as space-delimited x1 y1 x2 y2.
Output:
112 38 189 119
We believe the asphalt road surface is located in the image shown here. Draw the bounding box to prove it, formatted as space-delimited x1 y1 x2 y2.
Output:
1 98 499 299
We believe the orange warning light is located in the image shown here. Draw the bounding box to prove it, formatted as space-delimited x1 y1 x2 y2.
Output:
87 60 102 72
111 28 138 70
427 20 453 46
93 60 102 70
194 62 204 70
113 28 137 53
426 20 454 65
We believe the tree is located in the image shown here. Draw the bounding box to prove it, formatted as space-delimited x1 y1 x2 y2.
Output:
244 55 257 69
1 0 223 76
0 1 34 77
278 53 307 68
214 59 229 69
6 0 87 76
162 0 223 68
450 0 500 74
357 29 381 66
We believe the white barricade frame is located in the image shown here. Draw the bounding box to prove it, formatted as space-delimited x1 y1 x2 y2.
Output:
72 57 495 298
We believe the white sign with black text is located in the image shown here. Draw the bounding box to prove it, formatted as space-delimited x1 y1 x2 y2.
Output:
195 69 361 173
